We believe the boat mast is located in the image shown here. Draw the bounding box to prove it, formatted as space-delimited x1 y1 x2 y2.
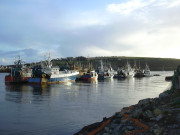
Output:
45 52 52 68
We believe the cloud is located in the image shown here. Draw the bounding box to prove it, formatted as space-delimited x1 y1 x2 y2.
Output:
1 0 180 65
0 48 41 65
107 0 180 16
0 58 12 65
168 0 180 8
107 0 149 15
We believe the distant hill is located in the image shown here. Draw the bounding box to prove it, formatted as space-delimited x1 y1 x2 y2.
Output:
52 56 180 71
1 56 179 72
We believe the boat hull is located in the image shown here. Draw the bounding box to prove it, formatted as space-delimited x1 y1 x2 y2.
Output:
28 74 79 84
123 71 134 78
5 75 30 83
134 72 145 78
117 75 125 79
49 75 77 83
144 72 151 77
28 78 42 83
98 75 113 80
82 76 98 82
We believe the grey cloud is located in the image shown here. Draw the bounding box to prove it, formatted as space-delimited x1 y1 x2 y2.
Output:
0 48 40 65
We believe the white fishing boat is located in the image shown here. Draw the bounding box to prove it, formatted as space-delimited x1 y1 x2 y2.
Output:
98 60 114 80
144 64 151 77
122 62 134 77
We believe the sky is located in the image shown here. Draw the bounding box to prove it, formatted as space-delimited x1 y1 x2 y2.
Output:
0 0 180 65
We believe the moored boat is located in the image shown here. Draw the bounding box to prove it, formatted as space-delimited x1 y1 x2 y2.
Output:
116 68 125 79
82 70 98 81
98 60 114 80
28 54 79 84
122 62 134 78
144 64 151 77
5 56 32 83
134 68 145 78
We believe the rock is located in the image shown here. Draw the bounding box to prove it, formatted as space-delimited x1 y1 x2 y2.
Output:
154 127 164 135
104 127 110 132
143 110 154 119
126 109 132 114
168 124 178 129
177 113 180 122
113 119 121 124
156 114 163 121
138 98 152 106
172 97 180 105
153 108 163 116
159 92 169 101
111 132 120 135
142 104 153 111
110 123 119 129
121 126 128 133
122 107 129 110
150 117 156 121
162 132 168 135
131 108 143 118
109 129 112 134
114 112 123 118
126 126 135 131
121 119 129 124
112 124 123 133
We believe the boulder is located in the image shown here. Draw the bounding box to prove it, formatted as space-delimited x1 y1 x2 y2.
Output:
153 108 163 116
156 114 164 121
131 108 143 118
177 113 180 122
172 97 180 105
143 110 154 119
154 127 164 135
138 98 152 107
112 124 123 134
159 92 170 102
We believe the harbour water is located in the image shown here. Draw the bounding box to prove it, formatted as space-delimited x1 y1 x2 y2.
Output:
0 71 173 135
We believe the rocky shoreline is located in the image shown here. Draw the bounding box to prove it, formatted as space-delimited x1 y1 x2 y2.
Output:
75 71 180 135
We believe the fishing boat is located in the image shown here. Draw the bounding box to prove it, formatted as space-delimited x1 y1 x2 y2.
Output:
82 70 98 81
98 60 114 80
144 64 151 77
122 62 134 78
28 54 79 84
133 61 145 78
134 68 145 78
5 56 32 83
116 68 125 79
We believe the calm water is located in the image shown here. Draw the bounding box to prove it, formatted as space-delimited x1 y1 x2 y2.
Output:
0 71 173 135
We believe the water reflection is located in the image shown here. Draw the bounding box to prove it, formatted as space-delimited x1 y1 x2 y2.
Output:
5 83 51 103
5 84 29 103
5 83 32 92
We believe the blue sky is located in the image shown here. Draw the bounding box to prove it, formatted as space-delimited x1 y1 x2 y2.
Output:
1 0 180 65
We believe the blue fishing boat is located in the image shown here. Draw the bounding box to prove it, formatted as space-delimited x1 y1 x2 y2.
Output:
28 54 79 84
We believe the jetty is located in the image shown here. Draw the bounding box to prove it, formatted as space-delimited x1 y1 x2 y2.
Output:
75 66 180 135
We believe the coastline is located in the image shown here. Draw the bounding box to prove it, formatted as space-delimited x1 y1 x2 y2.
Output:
75 72 180 135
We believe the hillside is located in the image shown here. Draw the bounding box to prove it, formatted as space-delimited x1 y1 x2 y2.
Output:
1 56 180 72
52 56 180 71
